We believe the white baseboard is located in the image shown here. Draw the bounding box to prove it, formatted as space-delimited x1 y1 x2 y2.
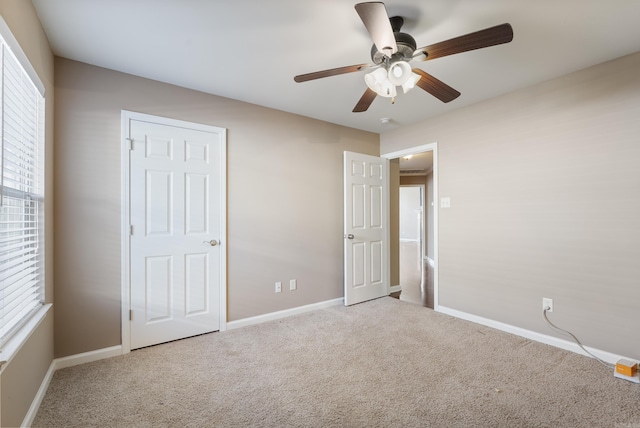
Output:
23 345 124 427
436 305 629 365
227 298 343 330
389 285 401 293
21 360 56 427
53 345 123 371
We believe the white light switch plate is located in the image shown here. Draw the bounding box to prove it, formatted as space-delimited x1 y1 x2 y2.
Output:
440 197 451 208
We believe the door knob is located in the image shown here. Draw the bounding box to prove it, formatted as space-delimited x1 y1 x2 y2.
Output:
346 234 354 240
203 239 218 246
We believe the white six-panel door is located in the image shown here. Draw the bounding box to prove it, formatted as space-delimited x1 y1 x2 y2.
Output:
127 115 225 349
344 151 389 306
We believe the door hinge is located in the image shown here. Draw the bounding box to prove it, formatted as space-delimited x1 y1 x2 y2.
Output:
129 309 133 321
129 225 133 236
126 138 133 150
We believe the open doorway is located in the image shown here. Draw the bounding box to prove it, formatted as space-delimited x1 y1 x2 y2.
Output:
384 143 437 309
399 185 425 305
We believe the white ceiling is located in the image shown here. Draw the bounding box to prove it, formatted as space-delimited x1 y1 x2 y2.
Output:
32 0 640 134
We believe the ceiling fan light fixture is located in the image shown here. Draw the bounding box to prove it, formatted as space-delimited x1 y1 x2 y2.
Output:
365 68 396 98
364 68 386 90
294 3 515 115
401 72 421 94
387 61 412 86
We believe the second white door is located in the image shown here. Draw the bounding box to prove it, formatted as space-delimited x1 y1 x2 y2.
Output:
343 151 389 306
127 114 225 349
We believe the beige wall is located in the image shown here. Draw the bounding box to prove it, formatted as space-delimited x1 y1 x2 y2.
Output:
0 1 55 426
382 52 640 360
399 176 426 186
54 58 379 358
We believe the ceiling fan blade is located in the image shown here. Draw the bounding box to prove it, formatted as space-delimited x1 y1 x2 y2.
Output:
353 88 377 112
415 23 513 61
294 64 372 83
413 69 460 103
355 2 397 56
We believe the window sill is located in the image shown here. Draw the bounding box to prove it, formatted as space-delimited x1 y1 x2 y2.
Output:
0 304 52 372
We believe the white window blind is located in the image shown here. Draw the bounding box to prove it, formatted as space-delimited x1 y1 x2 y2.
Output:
0 31 45 345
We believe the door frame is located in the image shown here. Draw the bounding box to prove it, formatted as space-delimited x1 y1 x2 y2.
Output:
382 142 439 309
120 110 227 354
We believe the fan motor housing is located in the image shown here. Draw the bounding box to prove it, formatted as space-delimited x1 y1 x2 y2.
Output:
371 17 417 64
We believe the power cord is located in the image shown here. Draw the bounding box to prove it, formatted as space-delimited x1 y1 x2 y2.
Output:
542 307 614 369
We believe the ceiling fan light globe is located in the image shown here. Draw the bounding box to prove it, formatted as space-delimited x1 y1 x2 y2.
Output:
401 72 422 94
364 68 387 91
365 68 396 97
378 80 397 98
387 61 412 86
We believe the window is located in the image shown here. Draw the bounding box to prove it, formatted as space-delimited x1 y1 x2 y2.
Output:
0 19 45 347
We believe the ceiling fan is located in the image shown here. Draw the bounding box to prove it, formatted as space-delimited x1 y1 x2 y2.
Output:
294 2 513 113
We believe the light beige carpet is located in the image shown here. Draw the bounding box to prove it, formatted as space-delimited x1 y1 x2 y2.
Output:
34 297 639 427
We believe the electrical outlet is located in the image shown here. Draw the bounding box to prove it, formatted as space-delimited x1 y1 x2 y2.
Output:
543 298 553 312
290 279 297 291
275 282 282 293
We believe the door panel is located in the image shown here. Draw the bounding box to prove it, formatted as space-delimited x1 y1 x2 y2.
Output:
370 185 382 227
185 253 208 315
185 173 208 234
145 255 172 322
129 117 224 349
352 184 365 228
352 241 366 288
146 170 173 235
344 151 389 306
370 241 383 283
